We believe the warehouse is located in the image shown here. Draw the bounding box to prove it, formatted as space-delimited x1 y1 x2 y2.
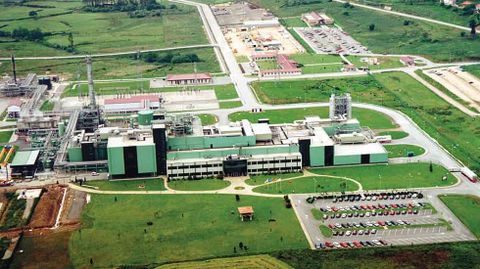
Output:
166 73 213 85
10 150 40 180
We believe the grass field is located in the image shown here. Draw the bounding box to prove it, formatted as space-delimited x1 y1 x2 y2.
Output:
229 107 396 129
1 48 221 81
273 241 480 268
246 172 303 186
85 178 165 191
168 179 230 191
378 130 409 139
384 144 426 158
39 100 55 112
198 114 218 125
253 176 358 194
0 131 13 143
9 231 73 269
310 163 456 190
463 64 480 79
0 1 208 57
249 0 480 61
439 194 480 239
156 254 293 269
0 193 27 231
62 81 236 99
219 101 243 109
69 194 308 267
280 17 308 28
256 61 280 70
347 56 404 70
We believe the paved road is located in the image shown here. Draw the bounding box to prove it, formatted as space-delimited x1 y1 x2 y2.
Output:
333 0 470 31
0 44 217 61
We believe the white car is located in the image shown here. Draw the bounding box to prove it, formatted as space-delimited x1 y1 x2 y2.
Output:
91 171 99 176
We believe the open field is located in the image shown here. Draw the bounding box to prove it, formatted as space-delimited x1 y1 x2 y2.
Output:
464 64 480 79
347 56 404 70
9 231 73 269
69 194 308 267
168 179 230 191
198 114 218 125
253 176 358 194
85 178 165 191
63 81 236 99
156 254 293 269
0 131 13 143
0 1 208 57
219 100 243 109
0 48 221 81
280 17 308 28
246 172 303 186
384 144 426 158
229 107 397 129
273 241 480 268
439 194 480 239
378 131 409 139
249 0 480 61
310 163 456 190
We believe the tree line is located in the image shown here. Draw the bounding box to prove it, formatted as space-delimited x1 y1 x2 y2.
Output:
140 52 202 64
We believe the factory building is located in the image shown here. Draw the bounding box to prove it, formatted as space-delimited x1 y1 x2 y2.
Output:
166 73 213 85
10 150 40 180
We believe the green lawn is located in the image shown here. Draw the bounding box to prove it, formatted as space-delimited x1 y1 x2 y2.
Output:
168 179 230 191
85 179 165 191
62 81 235 99
2 48 221 81
280 17 308 28
157 255 293 269
246 172 303 186
289 54 343 65
463 64 480 79
319 225 333 238
256 61 280 70
69 194 308 267
439 195 480 239
219 101 243 109
253 176 358 194
347 56 404 70
377 131 409 140
0 131 13 143
309 163 457 190
229 107 396 129
384 144 426 158
249 0 480 61
0 1 208 57
198 114 218 125
39 100 55 112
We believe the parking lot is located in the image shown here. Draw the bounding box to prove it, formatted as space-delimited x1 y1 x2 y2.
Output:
294 27 371 55
292 192 476 250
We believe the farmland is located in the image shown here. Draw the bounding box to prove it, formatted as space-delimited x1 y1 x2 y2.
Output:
0 0 208 57
69 194 308 267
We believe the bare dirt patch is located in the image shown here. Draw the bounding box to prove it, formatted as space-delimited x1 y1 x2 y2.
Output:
28 185 65 229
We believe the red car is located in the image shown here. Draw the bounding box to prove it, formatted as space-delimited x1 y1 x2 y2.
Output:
340 242 349 248
328 224 335 229
325 241 334 248
352 241 362 248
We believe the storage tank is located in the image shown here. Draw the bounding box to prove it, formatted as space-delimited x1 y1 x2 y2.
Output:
138 110 153 126
58 121 65 136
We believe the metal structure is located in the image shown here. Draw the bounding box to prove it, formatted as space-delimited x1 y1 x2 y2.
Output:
76 56 103 132
170 114 195 136
329 93 352 120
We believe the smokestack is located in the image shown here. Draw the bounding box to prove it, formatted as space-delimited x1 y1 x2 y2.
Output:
85 56 96 108
11 55 17 83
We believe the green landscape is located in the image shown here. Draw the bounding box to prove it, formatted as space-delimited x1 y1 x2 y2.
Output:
439 194 480 239
377 130 409 140
0 0 209 57
310 163 456 190
384 144 426 158
168 179 230 191
85 178 165 191
69 194 308 267
197 114 218 125
250 0 480 61
253 176 358 194
229 107 397 129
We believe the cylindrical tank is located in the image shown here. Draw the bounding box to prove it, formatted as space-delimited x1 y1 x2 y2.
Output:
138 110 153 126
58 121 65 136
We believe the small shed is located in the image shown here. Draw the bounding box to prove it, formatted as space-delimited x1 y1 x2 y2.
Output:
238 206 254 221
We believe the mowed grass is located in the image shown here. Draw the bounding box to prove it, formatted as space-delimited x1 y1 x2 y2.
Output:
378 131 409 140
246 172 304 186
69 194 308 267
253 176 358 194
463 64 480 79
439 195 480 239
309 163 457 190
229 107 397 129
156 254 293 269
168 179 230 191
347 56 404 70
249 0 480 61
197 114 218 125
0 1 208 57
85 178 165 191
219 101 243 109
62 81 236 99
384 144 426 158
0 48 221 81
0 131 13 143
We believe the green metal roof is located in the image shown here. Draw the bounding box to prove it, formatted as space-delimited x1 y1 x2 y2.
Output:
10 150 40 166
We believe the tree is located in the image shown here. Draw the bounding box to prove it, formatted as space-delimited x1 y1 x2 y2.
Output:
28 11 38 18
469 19 477 38
369 24 375 31
235 194 240 201
68 32 74 48
429 162 433 173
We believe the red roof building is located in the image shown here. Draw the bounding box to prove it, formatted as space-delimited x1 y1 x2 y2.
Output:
166 73 213 85
252 53 302 77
